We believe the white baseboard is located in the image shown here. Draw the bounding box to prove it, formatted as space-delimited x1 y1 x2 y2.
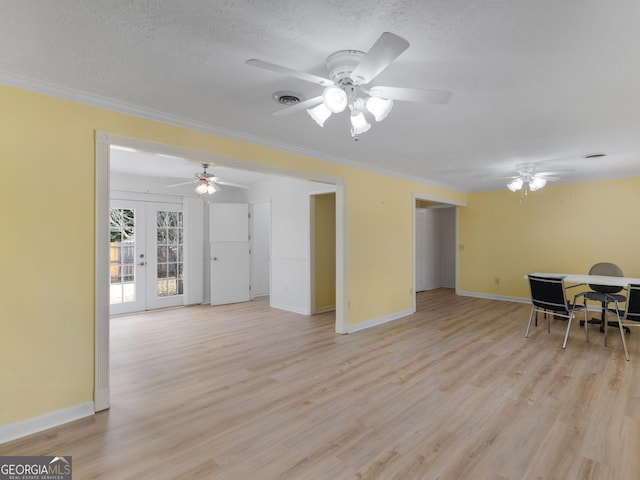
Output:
347 308 414 334
269 301 310 316
456 290 530 304
455 290 611 313
0 402 94 445
313 305 336 314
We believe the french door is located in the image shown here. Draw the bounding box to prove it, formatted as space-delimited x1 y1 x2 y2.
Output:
109 200 184 314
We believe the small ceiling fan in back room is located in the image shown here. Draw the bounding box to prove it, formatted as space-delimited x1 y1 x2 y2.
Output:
168 163 249 195
247 32 453 139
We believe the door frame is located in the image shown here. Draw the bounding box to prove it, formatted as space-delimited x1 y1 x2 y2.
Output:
411 192 466 314
95 131 347 411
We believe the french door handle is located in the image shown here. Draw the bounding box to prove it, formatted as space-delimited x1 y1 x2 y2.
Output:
138 261 146 266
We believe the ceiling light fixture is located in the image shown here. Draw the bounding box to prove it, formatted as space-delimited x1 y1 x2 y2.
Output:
507 164 549 196
248 32 454 141
195 180 216 195
307 103 332 127
365 96 394 121
322 86 348 113
306 81 391 139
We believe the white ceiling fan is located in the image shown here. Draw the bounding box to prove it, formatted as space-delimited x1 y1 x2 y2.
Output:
167 163 249 195
507 163 560 195
246 32 452 139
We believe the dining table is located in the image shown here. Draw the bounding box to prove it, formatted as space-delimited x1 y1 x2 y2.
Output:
527 272 640 332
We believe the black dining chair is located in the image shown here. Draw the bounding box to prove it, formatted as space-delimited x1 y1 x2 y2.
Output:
526 275 588 348
608 284 640 361
583 262 627 344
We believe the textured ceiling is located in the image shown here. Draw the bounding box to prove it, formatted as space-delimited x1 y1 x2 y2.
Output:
2 0 640 192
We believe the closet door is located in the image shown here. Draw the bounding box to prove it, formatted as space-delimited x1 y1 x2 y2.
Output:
210 203 251 305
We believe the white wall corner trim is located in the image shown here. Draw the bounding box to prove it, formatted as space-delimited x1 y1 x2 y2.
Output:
0 402 94 445
346 308 415 334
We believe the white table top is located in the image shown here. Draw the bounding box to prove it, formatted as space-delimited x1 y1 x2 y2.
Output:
528 272 640 288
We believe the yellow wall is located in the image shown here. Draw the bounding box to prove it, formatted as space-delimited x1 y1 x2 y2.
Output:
313 193 336 310
0 84 466 426
458 177 640 299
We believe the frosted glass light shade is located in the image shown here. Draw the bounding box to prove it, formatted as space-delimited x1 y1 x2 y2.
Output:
195 182 209 194
366 96 393 121
507 178 524 192
307 103 332 126
350 111 371 136
322 86 348 113
195 181 217 195
528 177 547 191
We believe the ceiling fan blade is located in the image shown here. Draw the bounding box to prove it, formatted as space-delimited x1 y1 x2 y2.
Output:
213 179 250 189
246 59 334 87
536 169 574 176
349 32 409 85
272 96 323 116
369 86 453 104
167 181 194 188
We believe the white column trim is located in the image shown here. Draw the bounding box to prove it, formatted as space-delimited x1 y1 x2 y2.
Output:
183 196 204 305
95 132 111 411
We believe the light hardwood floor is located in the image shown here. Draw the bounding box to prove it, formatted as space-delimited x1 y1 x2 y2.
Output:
2 289 640 479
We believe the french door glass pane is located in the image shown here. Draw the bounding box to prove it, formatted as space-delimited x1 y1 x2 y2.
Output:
109 208 136 304
156 210 183 298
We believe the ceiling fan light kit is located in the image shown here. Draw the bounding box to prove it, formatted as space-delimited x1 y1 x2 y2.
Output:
322 86 348 113
350 110 371 136
307 102 333 126
507 163 550 196
195 181 217 195
247 32 452 140
365 96 393 121
167 163 249 194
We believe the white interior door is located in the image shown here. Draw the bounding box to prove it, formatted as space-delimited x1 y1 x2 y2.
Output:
109 200 147 315
210 203 251 305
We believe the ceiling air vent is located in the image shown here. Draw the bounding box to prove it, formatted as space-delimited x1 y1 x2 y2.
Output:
273 91 303 105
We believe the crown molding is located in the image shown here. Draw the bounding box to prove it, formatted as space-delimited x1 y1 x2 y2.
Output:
0 71 465 194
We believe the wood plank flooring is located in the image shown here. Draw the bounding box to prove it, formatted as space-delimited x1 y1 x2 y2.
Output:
2 289 640 479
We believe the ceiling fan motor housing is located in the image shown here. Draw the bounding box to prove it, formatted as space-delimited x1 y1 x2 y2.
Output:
326 50 364 84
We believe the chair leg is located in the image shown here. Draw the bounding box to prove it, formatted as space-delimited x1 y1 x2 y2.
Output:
563 312 573 349
583 302 588 343
620 322 630 361
525 306 536 338
604 305 609 346
584 303 589 344
615 307 630 362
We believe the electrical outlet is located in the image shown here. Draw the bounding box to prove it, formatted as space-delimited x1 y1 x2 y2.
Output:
495 277 500 285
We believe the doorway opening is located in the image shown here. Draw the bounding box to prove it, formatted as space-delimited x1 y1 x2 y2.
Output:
95 131 346 411
413 194 465 312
